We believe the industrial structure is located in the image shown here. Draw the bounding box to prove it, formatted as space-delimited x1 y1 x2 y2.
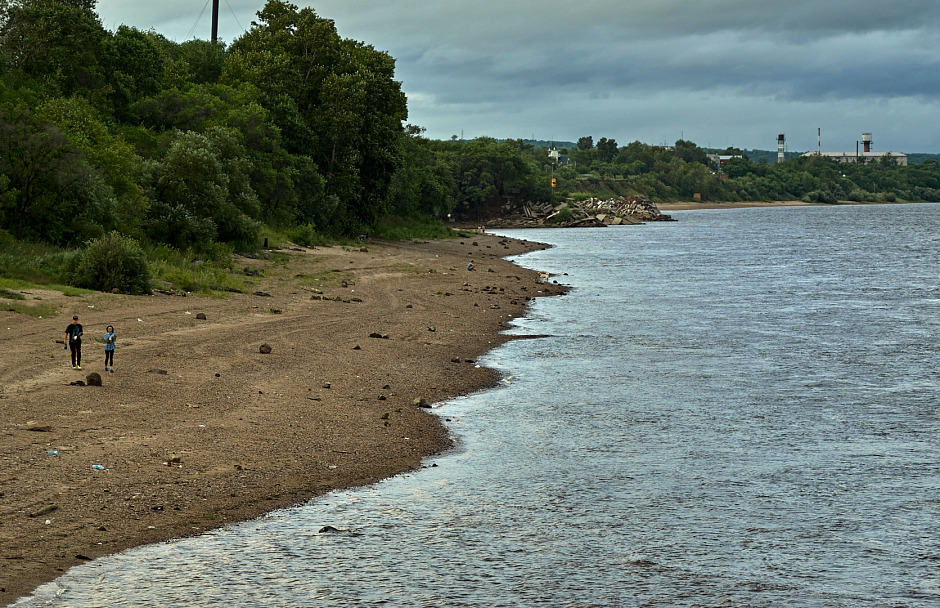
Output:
801 131 908 166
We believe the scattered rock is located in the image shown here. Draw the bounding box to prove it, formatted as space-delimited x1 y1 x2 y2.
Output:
259 343 272 354
352 344 361 350
369 332 390 339
318 525 342 534
413 398 430 408
253 291 272 297
196 313 207 320
28 504 58 518
149 368 169 375
85 372 102 386
26 422 52 432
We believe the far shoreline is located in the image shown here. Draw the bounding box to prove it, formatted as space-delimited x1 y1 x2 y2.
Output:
656 200 821 211
655 199 936 211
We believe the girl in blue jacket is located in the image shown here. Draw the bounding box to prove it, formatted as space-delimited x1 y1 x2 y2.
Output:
104 325 116 372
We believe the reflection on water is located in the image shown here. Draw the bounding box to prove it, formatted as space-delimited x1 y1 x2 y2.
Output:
17 204 940 607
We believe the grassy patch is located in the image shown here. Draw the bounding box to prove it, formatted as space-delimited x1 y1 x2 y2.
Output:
149 245 249 295
0 240 76 286
58 285 94 297
373 215 460 241
0 277 93 298
296 268 356 289
0 277 34 290
0 287 26 300
2 301 59 317
151 263 249 295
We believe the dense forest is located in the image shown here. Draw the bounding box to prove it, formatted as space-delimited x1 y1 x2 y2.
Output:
1 0 939 294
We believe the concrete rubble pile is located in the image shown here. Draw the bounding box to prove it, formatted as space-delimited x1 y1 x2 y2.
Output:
483 196 673 228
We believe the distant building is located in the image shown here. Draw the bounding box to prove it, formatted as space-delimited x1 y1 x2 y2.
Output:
801 132 907 166
706 154 742 165
800 151 908 166
547 145 569 165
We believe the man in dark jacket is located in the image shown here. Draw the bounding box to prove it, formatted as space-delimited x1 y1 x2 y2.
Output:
64 315 83 369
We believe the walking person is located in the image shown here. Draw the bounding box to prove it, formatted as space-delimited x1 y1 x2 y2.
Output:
64 315 83 369
103 325 116 372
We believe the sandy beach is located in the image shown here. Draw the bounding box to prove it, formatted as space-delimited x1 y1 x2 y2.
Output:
0 234 566 605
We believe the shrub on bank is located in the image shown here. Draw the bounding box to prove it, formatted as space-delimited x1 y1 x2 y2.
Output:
71 231 151 295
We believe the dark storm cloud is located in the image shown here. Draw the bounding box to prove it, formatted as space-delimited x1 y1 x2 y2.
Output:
96 1 940 151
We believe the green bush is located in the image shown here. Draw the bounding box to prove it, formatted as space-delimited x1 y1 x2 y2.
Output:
802 190 837 204
287 223 330 247
71 231 152 295
551 205 573 223
373 215 456 240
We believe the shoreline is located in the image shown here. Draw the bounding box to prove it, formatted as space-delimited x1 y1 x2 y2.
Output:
0 234 567 605
655 200 821 211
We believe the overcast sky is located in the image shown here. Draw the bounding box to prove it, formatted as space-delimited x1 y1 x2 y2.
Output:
96 0 940 152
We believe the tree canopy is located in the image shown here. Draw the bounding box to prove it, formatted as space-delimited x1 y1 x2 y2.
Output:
1 0 938 264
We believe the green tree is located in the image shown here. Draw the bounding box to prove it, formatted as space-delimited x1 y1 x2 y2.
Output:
103 26 167 119
596 137 618 162
0 105 97 242
0 0 108 100
388 125 455 218
36 96 148 236
225 0 407 233
141 128 260 250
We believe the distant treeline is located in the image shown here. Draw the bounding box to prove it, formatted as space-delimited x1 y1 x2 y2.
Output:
430 136 940 220
1 0 939 261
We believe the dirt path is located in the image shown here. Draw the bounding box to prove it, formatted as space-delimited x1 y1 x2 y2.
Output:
0 234 565 605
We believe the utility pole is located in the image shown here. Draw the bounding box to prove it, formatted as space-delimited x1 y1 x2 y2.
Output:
211 0 220 42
